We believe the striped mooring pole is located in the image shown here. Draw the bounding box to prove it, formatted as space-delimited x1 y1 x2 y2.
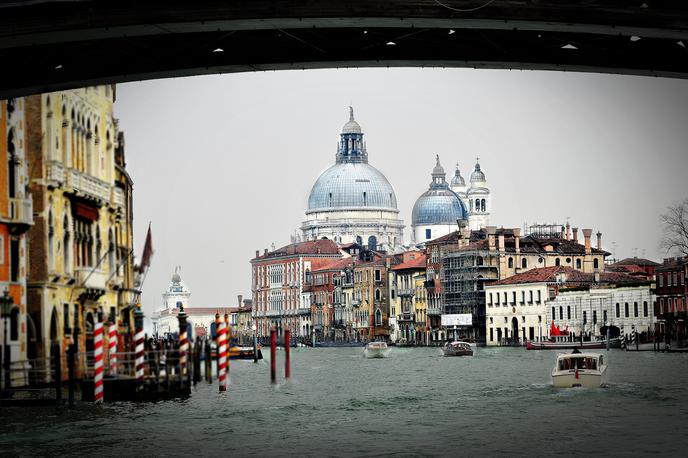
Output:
217 313 228 392
134 305 145 390
93 317 104 403
178 306 189 383
108 319 118 376
270 327 276 384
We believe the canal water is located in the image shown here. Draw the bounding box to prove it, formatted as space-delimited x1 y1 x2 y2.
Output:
2 347 687 456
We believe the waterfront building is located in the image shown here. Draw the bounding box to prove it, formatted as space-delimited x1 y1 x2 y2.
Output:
411 156 468 246
301 108 404 251
391 252 429 345
304 257 352 342
251 239 342 338
484 266 648 346
438 223 609 342
546 275 654 342
352 257 391 342
25 87 136 380
654 256 687 346
0 98 34 387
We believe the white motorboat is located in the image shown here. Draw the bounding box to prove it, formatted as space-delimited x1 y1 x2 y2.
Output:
551 349 608 388
442 341 474 357
364 341 389 358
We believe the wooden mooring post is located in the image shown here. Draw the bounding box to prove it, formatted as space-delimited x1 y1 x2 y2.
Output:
53 342 62 405
270 327 276 384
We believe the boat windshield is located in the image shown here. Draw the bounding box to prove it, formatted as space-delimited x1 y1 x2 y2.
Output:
558 357 598 371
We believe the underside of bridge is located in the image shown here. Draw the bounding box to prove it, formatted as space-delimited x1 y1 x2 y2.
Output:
1 1 688 98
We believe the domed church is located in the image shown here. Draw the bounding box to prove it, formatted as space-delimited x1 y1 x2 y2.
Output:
301 108 404 251
412 156 491 245
411 156 469 244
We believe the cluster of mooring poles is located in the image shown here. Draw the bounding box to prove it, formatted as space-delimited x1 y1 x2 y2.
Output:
269 327 291 385
6 303 275 407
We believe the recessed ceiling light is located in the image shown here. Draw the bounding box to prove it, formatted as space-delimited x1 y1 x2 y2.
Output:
54 64 63 70
678 41 686 48
386 41 396 46
448 29 455 35
630 36 641 42
561 43 578 50
212 48 224 53
363 30 368 34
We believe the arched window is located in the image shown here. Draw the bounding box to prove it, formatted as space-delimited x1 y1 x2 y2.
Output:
555 258 561 266
475 199 480 212
48 209 55 272
481 199 486 212
355 236 362 246
508 257 513 268
7 129 17 199
10 307 19 341
375 308 382 326
521 258 527 269
63 215 71 274
375 289 381 301
368 235 377 251
593 258 599 269
576 259 582 269
476 256 483 266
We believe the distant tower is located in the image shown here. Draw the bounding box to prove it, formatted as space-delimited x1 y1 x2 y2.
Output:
467 158 490 231
162 266 191 310
450 162 468 203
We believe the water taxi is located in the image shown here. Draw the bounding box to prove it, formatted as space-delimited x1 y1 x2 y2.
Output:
551 349 608 388
364 341 389 358
442 341 474 357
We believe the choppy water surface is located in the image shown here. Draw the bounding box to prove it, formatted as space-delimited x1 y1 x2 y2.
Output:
2 347 687 457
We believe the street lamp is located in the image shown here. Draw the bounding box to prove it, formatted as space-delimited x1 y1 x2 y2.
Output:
1 289 14 390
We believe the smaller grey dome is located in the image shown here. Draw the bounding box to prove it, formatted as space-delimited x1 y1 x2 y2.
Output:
412 158 468 225
470 161 486 182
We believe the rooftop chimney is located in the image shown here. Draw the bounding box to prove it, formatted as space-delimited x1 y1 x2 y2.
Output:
513 228 521 253
487 226 497 251
255 250 260 258
582 229 593 254
596 231 602 250
566 222 571 240
572 227 578 243
237 294 243 307
264 248 268 256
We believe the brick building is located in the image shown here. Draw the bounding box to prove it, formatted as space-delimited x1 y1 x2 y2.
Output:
654 256 688 347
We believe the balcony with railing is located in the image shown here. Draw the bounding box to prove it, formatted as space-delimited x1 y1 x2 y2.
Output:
112 187 126 209
46 160 65 186
75 267 106 290
66 168 111 203
397 288 415 297
427 307 442 316
7 196 33 230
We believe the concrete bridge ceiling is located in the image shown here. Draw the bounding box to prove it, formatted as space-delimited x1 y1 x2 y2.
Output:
1 1 688 98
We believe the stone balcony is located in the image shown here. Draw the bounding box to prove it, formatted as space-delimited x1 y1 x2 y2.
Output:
427 307 442 316
66 168 111 203
75 267 106 290
397 288 415 297
7 196 33 230
112 187 125 209
46 160 65 186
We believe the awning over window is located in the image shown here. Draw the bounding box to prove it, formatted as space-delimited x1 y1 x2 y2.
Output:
74 202 98 221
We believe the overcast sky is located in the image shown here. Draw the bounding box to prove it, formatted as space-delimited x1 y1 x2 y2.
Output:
115 68 688 315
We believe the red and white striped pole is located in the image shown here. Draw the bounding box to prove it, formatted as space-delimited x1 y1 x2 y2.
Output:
134 305 145 390
217 314 228 392
93 318 104 403
108 320 118 376
224 313 231 379
178 306 189 382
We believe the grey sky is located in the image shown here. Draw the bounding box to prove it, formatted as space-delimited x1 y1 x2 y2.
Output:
115 68 688 315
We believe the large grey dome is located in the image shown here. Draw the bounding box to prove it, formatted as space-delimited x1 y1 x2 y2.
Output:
307 162 398 212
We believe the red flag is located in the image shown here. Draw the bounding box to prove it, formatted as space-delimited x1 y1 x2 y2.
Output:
137 223 154 273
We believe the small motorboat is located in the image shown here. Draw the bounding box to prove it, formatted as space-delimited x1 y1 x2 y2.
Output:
551 349 608 388
442 341 474 357
364 341 389 358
